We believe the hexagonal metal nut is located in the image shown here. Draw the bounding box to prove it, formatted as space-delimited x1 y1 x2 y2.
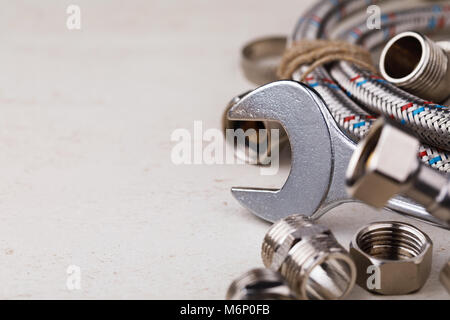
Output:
350 221 432 295
261 215 329 271
346 119 420 208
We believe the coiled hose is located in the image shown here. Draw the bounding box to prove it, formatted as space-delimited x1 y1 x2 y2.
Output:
291 0 450 172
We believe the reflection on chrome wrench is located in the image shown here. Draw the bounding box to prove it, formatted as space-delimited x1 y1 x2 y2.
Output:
227 80 448 229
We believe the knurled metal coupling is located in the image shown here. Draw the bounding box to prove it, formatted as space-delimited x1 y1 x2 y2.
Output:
261 215 356 300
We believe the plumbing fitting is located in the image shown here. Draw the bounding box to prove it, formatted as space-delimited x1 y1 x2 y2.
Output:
222 92 288 165
261 214 356 300
241 36 287 86
440 259 450 294
350 221 432 295
380 31 450 103
226 268 295 300
346 118 450 226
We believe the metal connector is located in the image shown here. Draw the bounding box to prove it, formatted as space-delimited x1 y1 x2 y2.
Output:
380 31 450 103
346 118 450 226
226 268 295 300
261 215 356 300
241 36 287 85
350 221 433 295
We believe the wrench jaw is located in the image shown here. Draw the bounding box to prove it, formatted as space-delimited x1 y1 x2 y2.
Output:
230 187 284 222
227 81 334 222
227 83 450 228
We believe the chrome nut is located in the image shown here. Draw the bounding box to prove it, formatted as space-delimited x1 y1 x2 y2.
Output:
347 117 450 227
346 119 420 208
262 215 356 300
440 259 450 294
226 268 295 300
350 221 433 295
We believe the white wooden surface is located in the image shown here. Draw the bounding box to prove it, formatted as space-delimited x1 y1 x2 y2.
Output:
0 0 448 299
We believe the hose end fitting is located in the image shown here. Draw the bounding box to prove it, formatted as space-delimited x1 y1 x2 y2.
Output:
380 31 450 103
346 118 450 226
346 118 420 208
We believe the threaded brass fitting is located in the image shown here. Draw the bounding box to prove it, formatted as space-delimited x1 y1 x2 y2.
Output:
380 31 450 103
261 215 356 300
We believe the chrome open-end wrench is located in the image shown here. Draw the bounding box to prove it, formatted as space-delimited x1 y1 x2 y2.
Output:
227 80 449 229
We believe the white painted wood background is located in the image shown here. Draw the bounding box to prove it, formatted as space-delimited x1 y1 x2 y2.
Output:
0 0 447 299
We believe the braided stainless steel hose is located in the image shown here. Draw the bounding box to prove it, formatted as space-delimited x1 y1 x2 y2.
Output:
291 0 450 173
